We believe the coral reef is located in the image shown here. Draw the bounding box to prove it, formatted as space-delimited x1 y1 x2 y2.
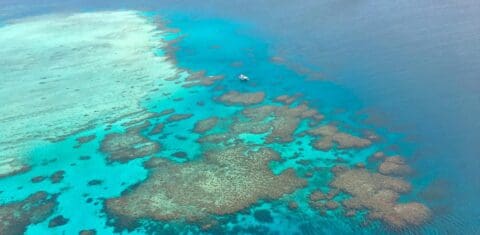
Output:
79 229 97 235
193 117 219 133
148 123 164 135
330 167 430 229
48 215 69 228
217 91 265 106
31 176 46 183
378 156 412 176
275 95 296 105
288 201 299 210
196 133 232 144
88 180 103 186
241 104 323 143
166 114 193 123
105 145 306 226
307 125 371 150
76 135 96 145
0 192 57 235
50 170 65 184
183 71 223 87
100 128 160 163
0 11 182 159
0 157 30 179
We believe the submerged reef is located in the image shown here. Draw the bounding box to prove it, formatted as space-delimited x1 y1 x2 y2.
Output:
217 91 265 105
0 192 57 235
330 165 430 229
166 114 193 123
378 156 412 176
105 145 306 227
100 126 160 163
0 157 30 179
306 125 371 150
193 117 219 133
182 71 224 87
241 103 323 143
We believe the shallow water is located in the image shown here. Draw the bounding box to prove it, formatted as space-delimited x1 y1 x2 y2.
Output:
0 1 479 235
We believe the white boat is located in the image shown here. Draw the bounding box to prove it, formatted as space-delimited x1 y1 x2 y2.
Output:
238 74 249 81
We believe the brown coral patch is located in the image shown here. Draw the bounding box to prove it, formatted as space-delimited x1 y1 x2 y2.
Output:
330 168 430 229
75 134 96 146
148 123 164 135
193 117 219 133
274 95 296 105
0 192 57 235
230 119 271 135
307 125 371 150
50 170 65 184
217 91 265 106
196 133 232 144
105 145 306 225
166 114 193 123
183 71 224 87
100 129 160 163
241 104 322 143
79 229 97 235
378 156 412 176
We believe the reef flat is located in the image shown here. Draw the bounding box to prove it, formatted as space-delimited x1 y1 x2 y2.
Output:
0 11 180 173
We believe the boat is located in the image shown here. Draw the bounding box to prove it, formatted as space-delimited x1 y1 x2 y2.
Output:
238 74 249 81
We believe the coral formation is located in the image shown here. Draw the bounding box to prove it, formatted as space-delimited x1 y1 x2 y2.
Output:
0 157 30 179
0 192 57 235
31 176 46 183
288 201 299 210
88 180 103 186
48 215 69 228
50 170 65 184
193 117 219 133
76 135 96 145
166 114 193 123
149 123 165 135
100 128 160 163
183 71 223 87
378 156 412 176
217 91 265 106
196 133 232 144
307 125 371 150
105 145 306 225
79 229 97 235
275 95 297 105
330 167 430 229
241 104 323 143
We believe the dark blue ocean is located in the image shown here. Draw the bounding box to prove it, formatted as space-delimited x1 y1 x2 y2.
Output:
0 0 479 234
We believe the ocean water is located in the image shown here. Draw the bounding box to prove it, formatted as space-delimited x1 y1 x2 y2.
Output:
0 1 479 235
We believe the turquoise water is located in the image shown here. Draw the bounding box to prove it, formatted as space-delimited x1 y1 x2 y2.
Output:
0 2 478 235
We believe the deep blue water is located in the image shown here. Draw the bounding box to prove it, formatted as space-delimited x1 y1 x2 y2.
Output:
0 0 479 234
